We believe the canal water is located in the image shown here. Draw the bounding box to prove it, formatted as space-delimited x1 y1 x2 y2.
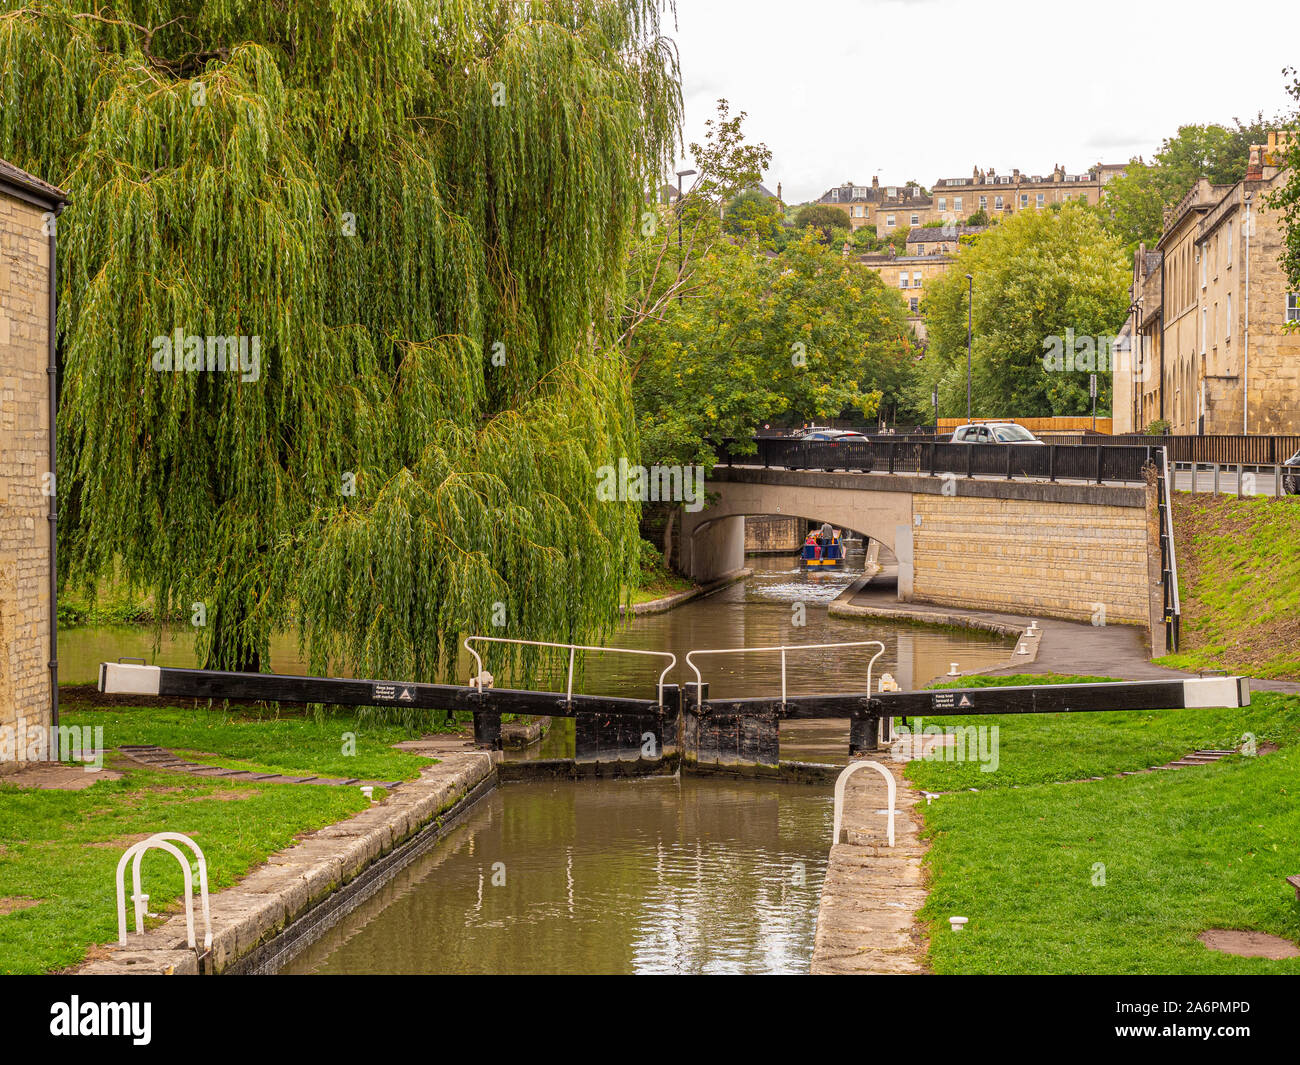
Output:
281 776 831 975
64 548 1013 974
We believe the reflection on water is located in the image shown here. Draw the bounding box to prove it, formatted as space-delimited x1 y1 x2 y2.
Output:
58 550 1014 698
281 777 832 975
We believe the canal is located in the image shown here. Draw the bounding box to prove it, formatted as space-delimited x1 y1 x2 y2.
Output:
62 549 1014 974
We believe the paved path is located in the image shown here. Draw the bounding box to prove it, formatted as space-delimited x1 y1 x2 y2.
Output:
844 570 1300 694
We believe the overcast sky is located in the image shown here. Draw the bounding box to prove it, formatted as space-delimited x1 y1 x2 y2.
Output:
668 0 1297 203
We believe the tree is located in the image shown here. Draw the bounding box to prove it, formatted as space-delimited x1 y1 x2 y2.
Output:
964 209 991 228
723 190 784 247
631 233 913 470
1267 69 1300 289
794 203 853 244
915 204 1129 419
1101 116 1281 251
1 1 682 682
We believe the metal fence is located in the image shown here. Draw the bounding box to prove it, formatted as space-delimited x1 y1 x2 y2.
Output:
1103 434 1300 465
719 437 1160 484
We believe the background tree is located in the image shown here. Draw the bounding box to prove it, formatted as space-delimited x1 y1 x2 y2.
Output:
1101 116 1280 252
1267 69 1300 289
1 0 681 682
914 203 1129 419
793 203 852 245
723 190 785 248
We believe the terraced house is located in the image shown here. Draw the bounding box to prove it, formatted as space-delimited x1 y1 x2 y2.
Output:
1114 133 1300 434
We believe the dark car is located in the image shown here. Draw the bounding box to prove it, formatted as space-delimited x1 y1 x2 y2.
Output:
1284 449 1300 495
787 428 871 472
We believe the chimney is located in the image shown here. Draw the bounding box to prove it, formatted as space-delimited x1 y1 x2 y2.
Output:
872 175 879 189
777 181 783 205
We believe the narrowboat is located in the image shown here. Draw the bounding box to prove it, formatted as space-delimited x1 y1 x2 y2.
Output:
799 527 845 568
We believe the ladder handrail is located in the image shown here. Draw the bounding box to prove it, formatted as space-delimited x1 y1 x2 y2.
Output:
684 640 886 707
115 832 212 952
463 636 677 708
832 760 896 848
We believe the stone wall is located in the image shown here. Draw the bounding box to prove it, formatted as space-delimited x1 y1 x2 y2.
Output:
0 190 53 769
744 514 804 553
910 492 1153 625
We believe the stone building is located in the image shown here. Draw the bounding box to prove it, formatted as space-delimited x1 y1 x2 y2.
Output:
1113 134 1299 435
814 177 935 233
858 250 954 342
0 158 66 770
931 162 1123 224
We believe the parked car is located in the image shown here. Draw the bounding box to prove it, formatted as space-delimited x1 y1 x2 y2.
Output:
949 422 1044 444
792 427 867 442
786 427 871 472
1283 449 1300 495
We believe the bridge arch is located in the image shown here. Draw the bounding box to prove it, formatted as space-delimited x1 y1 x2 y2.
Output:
679 474 915 582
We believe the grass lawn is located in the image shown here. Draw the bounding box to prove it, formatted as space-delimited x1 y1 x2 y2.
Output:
61 704 438 781
0 703 446 973
628 572 695 605
0 761 374 974
1156 494 1300 680
909 675 1300 974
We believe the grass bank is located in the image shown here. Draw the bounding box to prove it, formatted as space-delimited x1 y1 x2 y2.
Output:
1156 494 1300 680
0 704 441 973
909 674 1300 974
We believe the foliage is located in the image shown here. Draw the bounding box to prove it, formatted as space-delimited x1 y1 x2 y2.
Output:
723 189 784 248
963 208 991 228
630 233 913 469
913 203 1128 419
1 1 682 681
1144 418 1172 435
1101 115 1281 252
793 203 852 245
1267 69 1300 288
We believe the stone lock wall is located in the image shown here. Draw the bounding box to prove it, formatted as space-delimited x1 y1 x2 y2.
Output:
909 492 1154 625
0 191 53 770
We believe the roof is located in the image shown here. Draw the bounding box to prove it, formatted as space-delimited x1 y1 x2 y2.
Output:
907 225 988 242
0 157 68 208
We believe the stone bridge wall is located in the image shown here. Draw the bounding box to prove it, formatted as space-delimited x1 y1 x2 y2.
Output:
685 468 1162 643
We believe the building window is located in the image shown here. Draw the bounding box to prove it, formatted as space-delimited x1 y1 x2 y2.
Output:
954 197 962 212
1226 292 1232 340
831 189 839 201
1202 307 1207 352
1226 223 1232 265
938 197 947 210
909 297 919 313
853 186 869 199
1020 193 1028 207
994 195 1004 210
978 195 987 210
910 213 919 225
912 271 922 287
899 272 908 289
1036 193 1045 208
1288 293 1300 323
1201 250 1206 289
886 214 895 228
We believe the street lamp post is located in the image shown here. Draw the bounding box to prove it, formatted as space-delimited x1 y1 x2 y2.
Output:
675 168 697 306
675 168 697 252
965 273 973 422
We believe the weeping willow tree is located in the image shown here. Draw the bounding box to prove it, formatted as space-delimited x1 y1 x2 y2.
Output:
0 0 681 681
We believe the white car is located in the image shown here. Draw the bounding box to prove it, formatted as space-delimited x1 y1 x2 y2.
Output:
949 422 1043 444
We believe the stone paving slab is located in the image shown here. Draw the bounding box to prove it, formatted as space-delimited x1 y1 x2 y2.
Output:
812 759 932 975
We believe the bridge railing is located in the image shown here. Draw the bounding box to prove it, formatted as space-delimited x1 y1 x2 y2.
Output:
718 437 1162 484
